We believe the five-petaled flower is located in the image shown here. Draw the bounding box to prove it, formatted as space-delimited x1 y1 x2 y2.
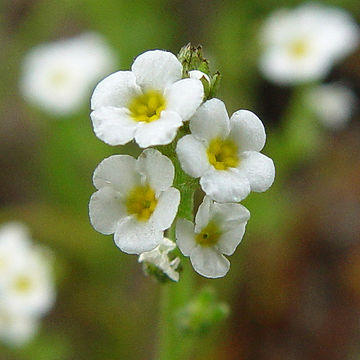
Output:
20 32 116 115
90 50 204 148
89 149 180 254
176 98 275 203
176 196 250 278
259 3 360 85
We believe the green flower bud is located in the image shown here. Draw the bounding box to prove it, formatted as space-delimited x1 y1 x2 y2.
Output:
176 287 229 335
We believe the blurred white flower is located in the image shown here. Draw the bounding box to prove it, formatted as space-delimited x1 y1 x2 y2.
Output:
89 149 180 254
259 3 360 85
0 222 55 347
1 248 55 318
307 83 357 129
90 49 204 148
20 32 116 115
0 310 38 347
139 237 180 282
176 196 250 278
176 98 275 203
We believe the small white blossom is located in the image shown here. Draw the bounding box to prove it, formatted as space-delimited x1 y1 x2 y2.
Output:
0 222 55 346
139 237 180 282
176 98 275 203
259 3 360 85
307 83 357 129
176 196 250 278
90 50 204 148
89 149 180 254
20 32 116 115
1 248 55 318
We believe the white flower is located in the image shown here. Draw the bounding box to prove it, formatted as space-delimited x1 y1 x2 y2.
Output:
20 32 116 115
139 237 180 282
1 247 55 318
176 196 250 278
0 222 55 347
90 50 204 148
307 83 357 129
176 98 275 203
259 3 360 85
89 149 180 254
0 310 38 347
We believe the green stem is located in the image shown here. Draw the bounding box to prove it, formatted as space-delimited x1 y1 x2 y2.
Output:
157 132 198 360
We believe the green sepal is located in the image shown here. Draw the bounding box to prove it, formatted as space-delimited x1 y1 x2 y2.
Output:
208 72 221 99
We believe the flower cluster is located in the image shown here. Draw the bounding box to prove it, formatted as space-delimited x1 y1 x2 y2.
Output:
0 222 55 346
89 46 275 279
21 32 116 116
259 3 359 85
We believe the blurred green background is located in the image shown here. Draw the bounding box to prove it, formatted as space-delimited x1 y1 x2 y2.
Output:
1 0 360 359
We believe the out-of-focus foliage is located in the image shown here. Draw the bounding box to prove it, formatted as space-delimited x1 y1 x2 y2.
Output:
0 0 360 359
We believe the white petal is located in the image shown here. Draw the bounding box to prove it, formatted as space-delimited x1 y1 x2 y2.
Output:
165 78 204 120
211 202 250 226
200 168 251 203
134 110 182 147
189 70 210 83
93 155 140 193
91 106 138 146
151 188 180 230
217 223 247 256
176 218 196 256
176 135 209 178
114 216 161 254
131 50 182 91
190 98 230 142
239 151 275 192
136 149 175 192
89 187 125 235
229 110 266 152
194 196 212 233
90 71 141 109
190 246 230 278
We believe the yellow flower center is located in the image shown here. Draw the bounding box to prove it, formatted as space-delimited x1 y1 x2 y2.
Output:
126 185 158 221
207 138 239 170
196 221 221 247
128 90 166 123
288 38 309 58
50 69 68 87
13 275 32 294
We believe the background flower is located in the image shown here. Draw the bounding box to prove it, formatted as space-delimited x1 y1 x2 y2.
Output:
307 83 357 129
20 32 116 115
0 222 55 347
259 3 360 85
